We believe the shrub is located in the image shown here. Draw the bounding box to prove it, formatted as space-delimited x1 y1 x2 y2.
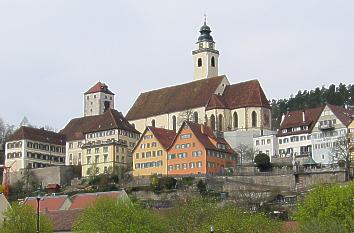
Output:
254 153 272 171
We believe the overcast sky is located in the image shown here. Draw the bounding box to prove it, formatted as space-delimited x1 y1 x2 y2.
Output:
0 0 354 130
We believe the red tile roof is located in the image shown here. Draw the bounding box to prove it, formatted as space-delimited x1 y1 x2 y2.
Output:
7 126 66 145
69 191 127 210
149 127 176 149
45 209 83 232
277 106 323 137
24 195 69 212
327 104 354 126
60 108 140 141
206 94 226 110
85 82 114 95
126 77 270 121
126 76 226 120
170 121 235 154
221 79 270 109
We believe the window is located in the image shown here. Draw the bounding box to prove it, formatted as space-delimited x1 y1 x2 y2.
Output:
218 114 223 131
211 56 215 67
197 161 202 168
87 149 91 154
151 119 156 127
233 112 238 129
87 156 91 164
135 153 139 159
190 162 195 168
180 134 192 139
198 58 202 67
95 148 99 154
168 154 176 160
256 140 259 146
157 150 163 156
103 154 108 163
267 139 271 144
193 112 198 123
103 146 108 153
69 143 73 149
95 155 99 163
252 111 257 127
172 115 177 132
210 114 216 131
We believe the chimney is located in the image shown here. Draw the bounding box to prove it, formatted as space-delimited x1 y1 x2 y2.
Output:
302 111 305 122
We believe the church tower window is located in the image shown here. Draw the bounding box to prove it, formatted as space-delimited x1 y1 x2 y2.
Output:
151 119 156 127
198 58 202 67
211 56 215 67
252 111 257 127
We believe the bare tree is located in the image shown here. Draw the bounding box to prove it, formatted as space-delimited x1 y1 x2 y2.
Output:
0 117 15 145
331 134 351 181
177 109 194 126
234 144 258 165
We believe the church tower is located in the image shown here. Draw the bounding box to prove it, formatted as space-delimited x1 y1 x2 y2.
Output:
84 82 115 117
192 18 219 81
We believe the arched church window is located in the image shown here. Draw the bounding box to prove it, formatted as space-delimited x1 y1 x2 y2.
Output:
233 112 238 129
211 56 215 67
172 116 177 132
210 115 216 131
218 114 223 131
252 111 257 127
193 112 199 123
198 58 202 67
151 119 156 127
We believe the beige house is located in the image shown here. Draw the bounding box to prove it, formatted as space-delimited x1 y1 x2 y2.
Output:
348 119 354 163
61 108 140 177
126 21 271 135
5 127 66 172
133 127 176 177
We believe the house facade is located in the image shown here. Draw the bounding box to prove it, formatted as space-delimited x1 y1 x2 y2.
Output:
126 21 271 135
167 121 236 175
60 82 140 177
133 127 176 177
311 104 354 165
5 127 66 172
253 132 278 159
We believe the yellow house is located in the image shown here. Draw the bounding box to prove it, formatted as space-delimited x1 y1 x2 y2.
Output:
349 119 354 163
133 127 176 177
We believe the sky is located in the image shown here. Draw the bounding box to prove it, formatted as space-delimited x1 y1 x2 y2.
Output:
0 0 354 130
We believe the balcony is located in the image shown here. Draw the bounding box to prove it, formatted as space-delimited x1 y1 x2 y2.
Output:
318 123 334 131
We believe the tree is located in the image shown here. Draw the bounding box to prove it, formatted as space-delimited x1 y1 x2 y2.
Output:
166 198 280 233
177 109 194 126
0 203 53 233
254 153 272 172
196 179 207 195
73 198 167 233
332 134 351 181
295 181 354 232
0 117 15 145
235 144 257 165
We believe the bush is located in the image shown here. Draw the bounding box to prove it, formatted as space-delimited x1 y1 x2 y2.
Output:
196 180 207 195
254 153 272 171
338 159 346 168
151 176 177 192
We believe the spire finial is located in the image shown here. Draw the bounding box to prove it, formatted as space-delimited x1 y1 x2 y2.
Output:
204 14 207 25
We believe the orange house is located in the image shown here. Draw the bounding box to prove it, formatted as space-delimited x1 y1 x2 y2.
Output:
167 121 236 176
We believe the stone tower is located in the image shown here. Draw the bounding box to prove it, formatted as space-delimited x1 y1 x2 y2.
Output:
192 18 219 81
84 82 115 117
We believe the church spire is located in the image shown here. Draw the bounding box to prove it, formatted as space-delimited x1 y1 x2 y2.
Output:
192 17 219 81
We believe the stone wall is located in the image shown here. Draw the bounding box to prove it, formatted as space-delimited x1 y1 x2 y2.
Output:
9 165 81 187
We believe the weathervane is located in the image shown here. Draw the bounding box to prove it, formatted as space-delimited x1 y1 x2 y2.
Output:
204 14 207 25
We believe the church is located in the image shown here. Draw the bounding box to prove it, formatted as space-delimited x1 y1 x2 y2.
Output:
126 20 272 136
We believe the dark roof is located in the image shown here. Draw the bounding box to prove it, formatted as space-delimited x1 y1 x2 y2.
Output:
126 76 226 120
60 109 140 141
171 121 234 154
277 106 323 137
198 21 214 42
149 127 176 149
45 209 83 232
126 77 270 120
221 80 270 109
85 82 114 95
327 104 354 126
7 127 66 145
